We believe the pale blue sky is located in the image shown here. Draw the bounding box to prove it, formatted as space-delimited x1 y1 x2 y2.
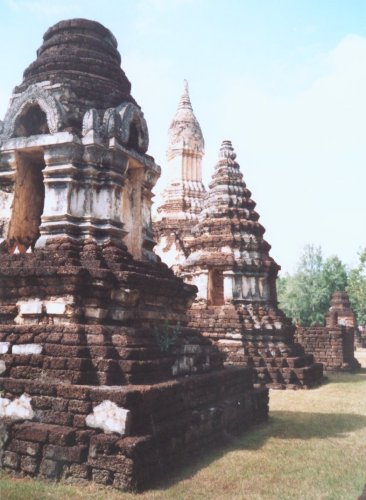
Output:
1 0 366 273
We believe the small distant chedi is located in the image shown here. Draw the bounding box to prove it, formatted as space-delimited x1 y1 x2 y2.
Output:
0 19 269 490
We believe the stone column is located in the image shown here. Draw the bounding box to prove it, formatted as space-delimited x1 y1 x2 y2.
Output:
0 151 16 245
223 271 235 302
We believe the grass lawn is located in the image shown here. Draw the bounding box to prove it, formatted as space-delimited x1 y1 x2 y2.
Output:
1 352 366 500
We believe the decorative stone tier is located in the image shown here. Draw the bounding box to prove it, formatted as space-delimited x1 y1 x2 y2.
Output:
189 304 323 389
0 370 268 491
295 326 361 372
182 140 279 296
0 240 224 383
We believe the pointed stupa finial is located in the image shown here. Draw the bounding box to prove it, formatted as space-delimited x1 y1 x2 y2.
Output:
167 80 204 157
178 79 193 110
218 140 237 162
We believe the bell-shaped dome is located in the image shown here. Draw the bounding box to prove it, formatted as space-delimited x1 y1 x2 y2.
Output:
167 80 204 159
15 19 133 112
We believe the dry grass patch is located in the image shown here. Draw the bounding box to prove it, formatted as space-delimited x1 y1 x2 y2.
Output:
1 353 366 499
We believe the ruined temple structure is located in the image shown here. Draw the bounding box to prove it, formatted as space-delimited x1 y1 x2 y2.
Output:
325 290 366 349
295 292 361 372
326 291 357 328
0 20 269 490
154 102 323 388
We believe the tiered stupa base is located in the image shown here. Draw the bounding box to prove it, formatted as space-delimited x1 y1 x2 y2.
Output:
189 304 324 389
0 369 267 490
0 241 268 490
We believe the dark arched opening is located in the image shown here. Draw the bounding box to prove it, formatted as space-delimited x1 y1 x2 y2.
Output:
127 121 140 151
13 104 50 137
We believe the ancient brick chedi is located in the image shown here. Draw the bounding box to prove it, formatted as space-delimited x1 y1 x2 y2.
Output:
0 20 269 490
154 101 323 388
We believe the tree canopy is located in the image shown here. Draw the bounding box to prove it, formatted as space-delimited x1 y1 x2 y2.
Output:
277 245 348 326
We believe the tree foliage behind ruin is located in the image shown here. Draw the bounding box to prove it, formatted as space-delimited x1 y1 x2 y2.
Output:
278 245 349 326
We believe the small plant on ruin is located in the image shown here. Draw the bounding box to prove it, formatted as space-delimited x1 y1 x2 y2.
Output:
154 320 181 353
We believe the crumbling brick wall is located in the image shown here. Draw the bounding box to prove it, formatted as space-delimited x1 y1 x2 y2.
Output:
295 326 360 372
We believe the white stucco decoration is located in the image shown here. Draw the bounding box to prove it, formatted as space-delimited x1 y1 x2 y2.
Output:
0 397 10 417
167 80 204 156
117 102 149 153
0 342 10 354
0 394 34 421
12 344 43 355
18 299 43 316
44 300 67 315
172 355 197 376
86 400 131 436
154 236 186 269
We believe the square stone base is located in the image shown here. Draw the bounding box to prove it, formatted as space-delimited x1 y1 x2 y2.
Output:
0 367 268 491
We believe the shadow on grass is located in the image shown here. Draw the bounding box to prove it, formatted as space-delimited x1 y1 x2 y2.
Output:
252 410 366 442
324 368 366 383
149 410 366 492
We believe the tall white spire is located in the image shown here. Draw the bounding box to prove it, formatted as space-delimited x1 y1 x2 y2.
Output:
167 80 204 181
167 80 204 160
153 81 206 270
177 79 193 110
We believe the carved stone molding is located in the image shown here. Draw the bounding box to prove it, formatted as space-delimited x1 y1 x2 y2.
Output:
117 102 149 153
82 108 101 139
1 84 63 139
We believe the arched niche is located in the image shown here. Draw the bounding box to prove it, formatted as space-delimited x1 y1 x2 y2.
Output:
2 84 61 139
13 103 50 137
116 103 149 153
127 120 140 150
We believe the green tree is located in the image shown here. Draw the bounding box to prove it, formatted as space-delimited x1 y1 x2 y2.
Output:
347 249 366 325
278 245 348 326
320 255 349 300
